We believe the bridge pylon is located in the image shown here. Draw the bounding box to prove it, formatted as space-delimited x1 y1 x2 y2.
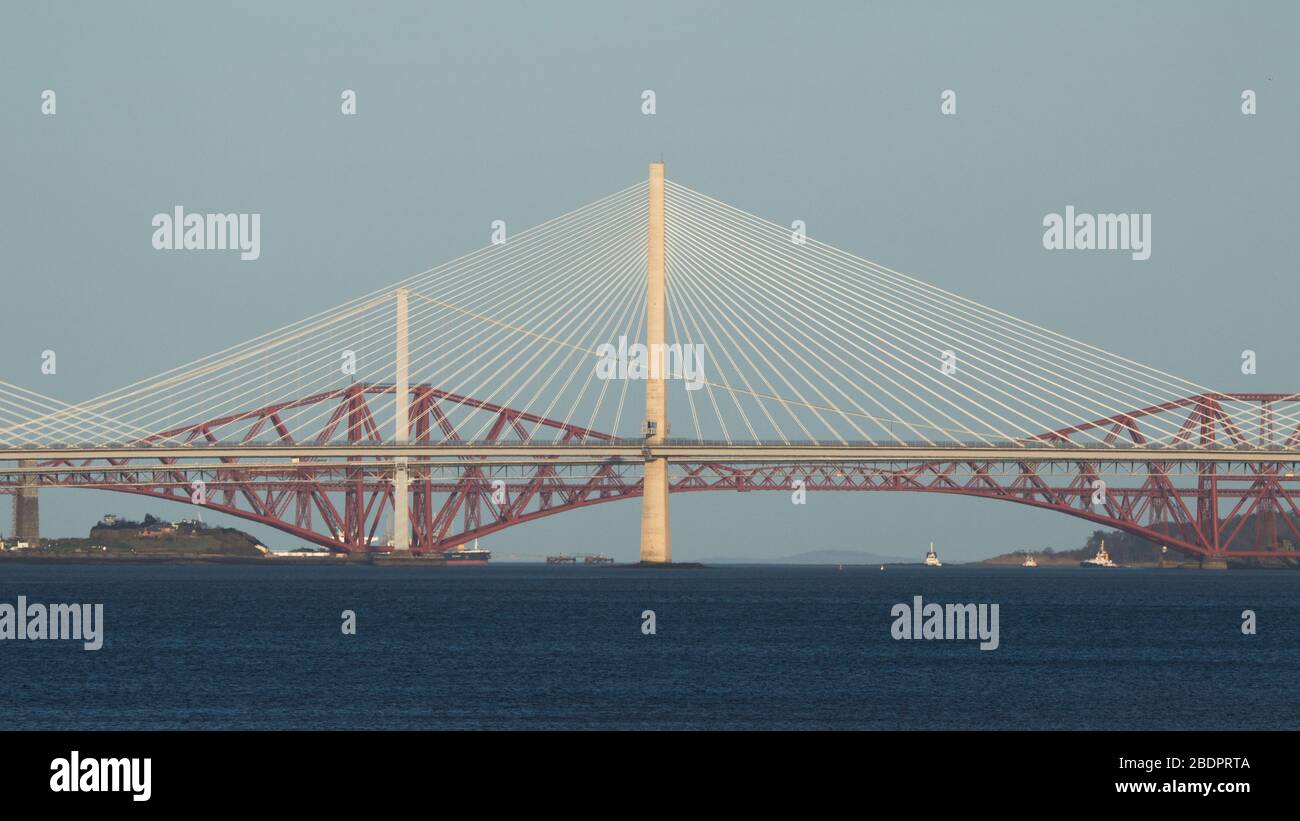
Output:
391 287 411 554
639 162 672 563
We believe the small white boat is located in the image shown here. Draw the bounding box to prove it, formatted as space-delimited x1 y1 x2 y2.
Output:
1022 554 1038 568
1080 540 1118 568
924 542 942 567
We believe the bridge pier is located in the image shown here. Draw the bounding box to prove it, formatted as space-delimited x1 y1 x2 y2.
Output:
13 461 39 545
639 161 672 563
640 456 671 562
392 287 412 555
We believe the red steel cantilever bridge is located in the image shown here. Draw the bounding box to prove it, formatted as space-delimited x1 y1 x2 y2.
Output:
3 165 1300 564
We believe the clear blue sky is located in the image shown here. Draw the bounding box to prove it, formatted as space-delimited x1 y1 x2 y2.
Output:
2 1 1297 560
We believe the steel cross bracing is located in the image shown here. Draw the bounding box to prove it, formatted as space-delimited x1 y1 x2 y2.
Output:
2 384 1299 559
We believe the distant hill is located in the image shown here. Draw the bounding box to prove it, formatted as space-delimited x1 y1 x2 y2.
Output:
40 513 269 557
697 549 914 565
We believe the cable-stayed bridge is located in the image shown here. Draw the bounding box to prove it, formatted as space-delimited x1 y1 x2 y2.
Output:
4 164 1300 563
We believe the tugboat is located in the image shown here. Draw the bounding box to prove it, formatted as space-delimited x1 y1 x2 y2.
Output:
924 542 942 567
1080 540 1118 568
445 538 491 565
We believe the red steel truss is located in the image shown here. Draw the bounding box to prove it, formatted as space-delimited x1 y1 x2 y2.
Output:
10 386 1300 560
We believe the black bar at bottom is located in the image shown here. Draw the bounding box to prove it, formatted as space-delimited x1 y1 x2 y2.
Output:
0 730 1280 808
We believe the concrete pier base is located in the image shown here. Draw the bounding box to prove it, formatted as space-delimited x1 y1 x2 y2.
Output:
13 463 39 545
639 456 671 563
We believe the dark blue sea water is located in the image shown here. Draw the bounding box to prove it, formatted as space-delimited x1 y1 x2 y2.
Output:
1 563 1296 730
